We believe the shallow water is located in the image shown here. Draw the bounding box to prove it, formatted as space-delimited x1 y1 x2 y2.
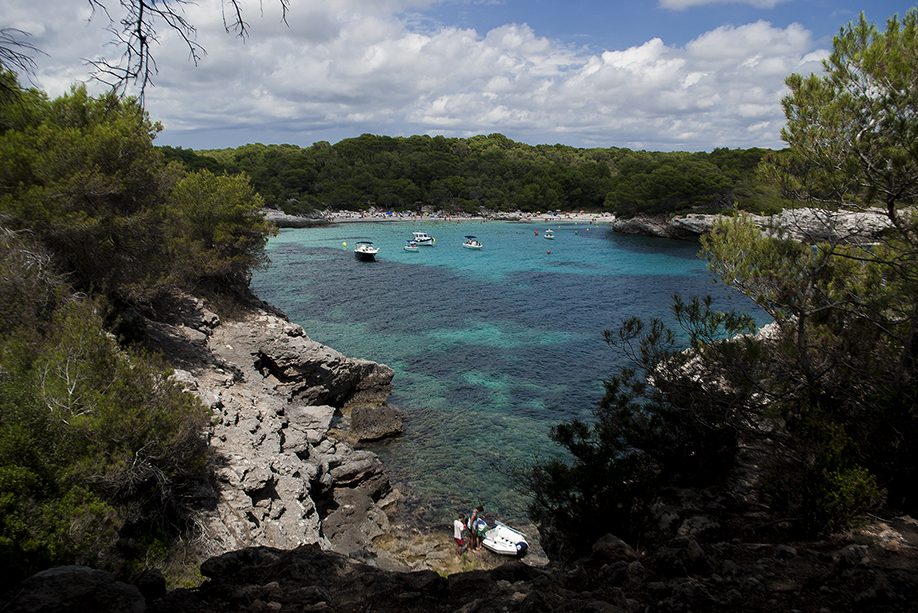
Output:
251 220 763 522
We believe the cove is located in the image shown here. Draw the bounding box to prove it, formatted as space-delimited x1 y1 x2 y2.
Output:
250 220 764 523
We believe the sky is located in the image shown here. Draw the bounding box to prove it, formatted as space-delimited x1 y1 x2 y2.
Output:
4 0 917 152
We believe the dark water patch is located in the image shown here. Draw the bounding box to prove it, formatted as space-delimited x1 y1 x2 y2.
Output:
252 222 767 522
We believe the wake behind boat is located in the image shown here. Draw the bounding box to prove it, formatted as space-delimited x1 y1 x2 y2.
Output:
481 521 528 556
462 235 482 249
354 241 379 261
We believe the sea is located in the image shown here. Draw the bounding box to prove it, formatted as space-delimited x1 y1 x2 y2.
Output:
250 219 765 524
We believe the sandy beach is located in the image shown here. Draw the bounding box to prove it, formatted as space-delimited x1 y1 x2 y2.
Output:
325 211 616 224
263 208 616 229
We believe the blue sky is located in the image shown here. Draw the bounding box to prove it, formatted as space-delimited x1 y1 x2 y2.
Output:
4 0 916 151
427 1 876 50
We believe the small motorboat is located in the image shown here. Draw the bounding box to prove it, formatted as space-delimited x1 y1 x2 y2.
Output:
544 230 555 240
462 235 482 249
403 240 419 252
354 241 379 261
412 231 435 246
481 521 529 556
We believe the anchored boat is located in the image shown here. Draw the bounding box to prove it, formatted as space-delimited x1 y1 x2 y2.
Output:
354 241 379 261
481 521 529 556
462 235 482 249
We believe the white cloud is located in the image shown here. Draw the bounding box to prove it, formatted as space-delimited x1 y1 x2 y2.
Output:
659 0 791 10
4 0 828 151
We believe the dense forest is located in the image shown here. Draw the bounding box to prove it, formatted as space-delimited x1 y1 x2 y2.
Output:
161 135 783 218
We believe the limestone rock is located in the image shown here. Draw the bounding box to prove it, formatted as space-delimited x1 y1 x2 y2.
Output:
136 291 398 562
350 404 406 441
613 207 895 244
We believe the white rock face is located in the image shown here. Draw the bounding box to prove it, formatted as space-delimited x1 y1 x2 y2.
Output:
147 293 397 558
614 208 894 243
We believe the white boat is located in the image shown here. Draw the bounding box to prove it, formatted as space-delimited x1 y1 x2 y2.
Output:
481 521 529 556
403 240 419 252
462 235 482 249
354 241 379 261
544 230 555 240
412 231 435 246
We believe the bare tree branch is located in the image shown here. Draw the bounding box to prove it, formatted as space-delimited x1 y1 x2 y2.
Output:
0 28 45 87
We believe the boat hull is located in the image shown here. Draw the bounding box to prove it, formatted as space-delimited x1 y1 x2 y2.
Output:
481 522 528 556
462 243 482 250
354 250 377 261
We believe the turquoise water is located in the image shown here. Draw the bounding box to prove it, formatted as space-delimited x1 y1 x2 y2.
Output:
251 220 762 522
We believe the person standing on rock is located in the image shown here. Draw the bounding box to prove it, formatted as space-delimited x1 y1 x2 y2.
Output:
454 514 467 557
467 505 484 552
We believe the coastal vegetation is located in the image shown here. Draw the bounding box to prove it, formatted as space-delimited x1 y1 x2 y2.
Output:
0 70 275 585
161 137 779 218
526 8 918 557
2 4 917 591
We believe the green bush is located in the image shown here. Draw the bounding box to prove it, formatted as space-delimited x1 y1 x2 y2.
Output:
766 421 884 536
0 297 211 586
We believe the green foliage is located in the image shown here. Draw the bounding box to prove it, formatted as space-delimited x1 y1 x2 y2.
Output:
166 169 276 292
0 73 274 302
0 297 211 586
766 422 884 535
185 136 775 215
0 83 179 298
526 297 757 556
765 10 918 211
0 69 272 586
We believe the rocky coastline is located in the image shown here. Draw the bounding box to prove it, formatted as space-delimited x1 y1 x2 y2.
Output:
134 290 412 562
611 207 894 243
267 205 894 246
5 221 918 612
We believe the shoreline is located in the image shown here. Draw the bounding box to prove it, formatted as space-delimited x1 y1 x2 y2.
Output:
326 212 615 225
263 208 616 228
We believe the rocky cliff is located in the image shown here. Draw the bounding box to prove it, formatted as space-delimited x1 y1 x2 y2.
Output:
138 291 403 558
613 208 894 243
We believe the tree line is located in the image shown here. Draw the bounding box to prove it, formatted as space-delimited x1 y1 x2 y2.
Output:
161 135 782 218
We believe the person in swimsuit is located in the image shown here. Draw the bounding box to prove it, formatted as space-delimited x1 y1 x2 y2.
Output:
467 505 484 552
453 515 466 557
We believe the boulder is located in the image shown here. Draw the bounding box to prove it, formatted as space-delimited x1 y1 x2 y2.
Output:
3 566 145 613
591 534 638 562
350 404 406 441
285 404 336 445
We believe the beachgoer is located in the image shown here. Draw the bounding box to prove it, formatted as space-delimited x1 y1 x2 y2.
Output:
473 516 488 550
467 505 484 552
453 515 466 557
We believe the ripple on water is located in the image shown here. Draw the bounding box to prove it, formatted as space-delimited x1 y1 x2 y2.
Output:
252 221 767 523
